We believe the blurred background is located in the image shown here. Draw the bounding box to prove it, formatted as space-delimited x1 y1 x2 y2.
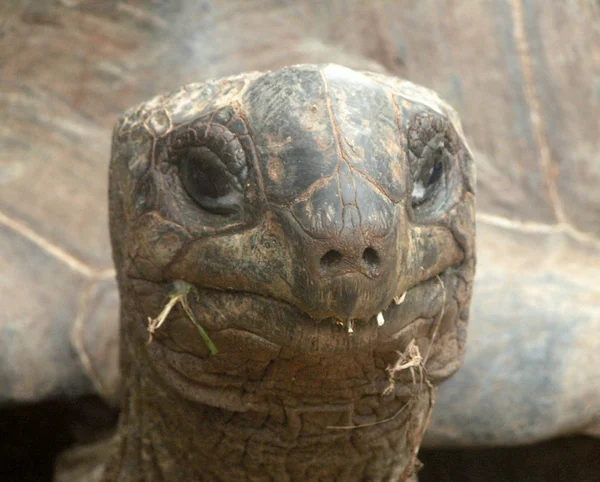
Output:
1 1 599 480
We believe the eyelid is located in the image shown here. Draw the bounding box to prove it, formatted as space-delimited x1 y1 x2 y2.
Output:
409 125 448 208
167 123 248 181
160 121 250 216
176 146 245 215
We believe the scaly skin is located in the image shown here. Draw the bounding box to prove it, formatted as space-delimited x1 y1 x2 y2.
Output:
103 297 432 481
105 65 475 481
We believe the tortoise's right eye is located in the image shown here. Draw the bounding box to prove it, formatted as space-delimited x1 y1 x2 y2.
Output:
180 146 244 215
167 122 249 216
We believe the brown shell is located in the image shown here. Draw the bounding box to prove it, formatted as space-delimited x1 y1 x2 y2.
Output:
1 0 598 445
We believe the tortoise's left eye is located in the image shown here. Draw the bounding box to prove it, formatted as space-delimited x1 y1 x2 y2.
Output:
410 144 445 207
408 113 449 208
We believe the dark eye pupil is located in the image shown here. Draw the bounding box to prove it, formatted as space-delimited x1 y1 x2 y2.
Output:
180 147 242 215
183 148 230 198
428 159 443 186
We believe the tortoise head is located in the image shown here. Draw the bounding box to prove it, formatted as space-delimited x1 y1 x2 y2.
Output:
109 64 475 406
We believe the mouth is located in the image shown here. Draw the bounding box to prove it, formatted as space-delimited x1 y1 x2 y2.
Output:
135 272 446 414
133 268 448 357
334 289 408 334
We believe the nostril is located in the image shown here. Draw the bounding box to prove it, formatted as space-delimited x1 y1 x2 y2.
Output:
362 247 380 268
320 250 343 268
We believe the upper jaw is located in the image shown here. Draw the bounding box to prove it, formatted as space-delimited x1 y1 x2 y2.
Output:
251 266 444 335
341 288 408 333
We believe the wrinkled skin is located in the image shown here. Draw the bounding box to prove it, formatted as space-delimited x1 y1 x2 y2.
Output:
105 65 475 481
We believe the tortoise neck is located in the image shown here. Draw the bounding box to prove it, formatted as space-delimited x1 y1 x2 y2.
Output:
105 368 426 482
103 307 428 481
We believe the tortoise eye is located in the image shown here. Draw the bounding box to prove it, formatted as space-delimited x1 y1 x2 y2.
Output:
408 113 448 208
410 145 445 207
180 146 243 215
166 121 249 216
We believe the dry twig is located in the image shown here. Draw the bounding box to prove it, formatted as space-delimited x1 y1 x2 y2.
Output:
147 280 218 355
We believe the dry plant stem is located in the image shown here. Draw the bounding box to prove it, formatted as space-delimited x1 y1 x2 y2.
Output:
146 280 218 355
327 340 423 430
383 339 423 396
327 398 415 430
400 275 446 480
146 295 180 343
423 274 446 363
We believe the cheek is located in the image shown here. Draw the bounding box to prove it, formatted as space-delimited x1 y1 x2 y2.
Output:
126 212 190 280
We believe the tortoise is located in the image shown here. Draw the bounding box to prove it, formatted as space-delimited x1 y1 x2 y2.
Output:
1 0 599 480
94 62 476 481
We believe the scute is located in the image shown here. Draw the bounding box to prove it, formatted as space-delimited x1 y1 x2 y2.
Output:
244 66 339 203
